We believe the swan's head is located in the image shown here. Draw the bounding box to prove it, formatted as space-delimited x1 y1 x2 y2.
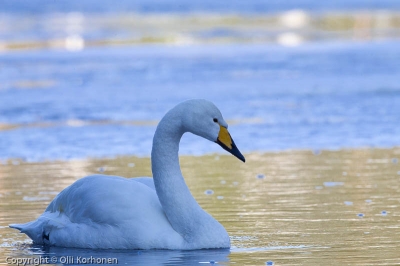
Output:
180 99 245 162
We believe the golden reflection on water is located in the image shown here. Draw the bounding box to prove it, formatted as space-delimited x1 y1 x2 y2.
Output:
2 11 400 51
0 148 399 265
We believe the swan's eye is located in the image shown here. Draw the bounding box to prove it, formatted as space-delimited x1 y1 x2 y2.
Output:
213 118 218 123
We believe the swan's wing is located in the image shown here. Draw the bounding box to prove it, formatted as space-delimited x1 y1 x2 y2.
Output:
12 175 183 249
45 175 161 225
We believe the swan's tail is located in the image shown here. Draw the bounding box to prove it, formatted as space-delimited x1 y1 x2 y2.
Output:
10 219 47 244
10 211 72 246
9 223 24 231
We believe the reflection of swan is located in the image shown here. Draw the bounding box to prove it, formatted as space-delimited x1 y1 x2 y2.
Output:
16 245 230 265
10 99 245 249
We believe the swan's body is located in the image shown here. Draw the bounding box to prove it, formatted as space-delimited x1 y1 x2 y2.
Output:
10 99 245 250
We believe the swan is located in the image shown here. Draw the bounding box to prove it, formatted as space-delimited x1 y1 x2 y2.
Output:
10 99 245 250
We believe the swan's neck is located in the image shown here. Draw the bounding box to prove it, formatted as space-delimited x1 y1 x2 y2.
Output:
151 112 210 239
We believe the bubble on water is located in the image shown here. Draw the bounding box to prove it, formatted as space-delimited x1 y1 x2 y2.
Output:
220 180 226 184
128 163 135 167
315 186 323 190
233 181 239 186
342 171 347 176
214 156 220 161
266 261 274 266
397 171 400 175
344 201 353 206
381 210 387 216
256 174 265 179
323 181 344 187
217 196 224 200
365 199 372 203
98 167 105 173
357 213 365 218
392 158 398 164
204 190 214 195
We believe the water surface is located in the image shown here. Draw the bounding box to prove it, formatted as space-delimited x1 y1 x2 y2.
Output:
1 148 399 265
3 0 400 14
1 2 400 265
1 41 400 161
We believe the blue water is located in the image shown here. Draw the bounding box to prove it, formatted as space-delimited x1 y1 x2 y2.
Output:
1 42 400 161
2 0 400 13
9 245 231 265
1 0 400 161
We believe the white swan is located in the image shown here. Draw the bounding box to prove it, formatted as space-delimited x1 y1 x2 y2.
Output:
10 99 245 250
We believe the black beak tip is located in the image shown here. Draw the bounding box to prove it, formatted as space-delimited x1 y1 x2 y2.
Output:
216 139 246 163
234 148 245 163
230 140 245 163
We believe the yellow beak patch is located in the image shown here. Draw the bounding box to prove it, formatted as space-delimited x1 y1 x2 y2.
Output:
218 126 232 149
215 124 246 162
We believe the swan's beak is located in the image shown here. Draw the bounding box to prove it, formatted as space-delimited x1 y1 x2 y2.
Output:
215 126 246 162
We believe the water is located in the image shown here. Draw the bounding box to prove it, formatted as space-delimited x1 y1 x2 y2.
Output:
1 1 400 265
1 42 400 161
1 8 400 162
1 149 400 265
2 0 400 14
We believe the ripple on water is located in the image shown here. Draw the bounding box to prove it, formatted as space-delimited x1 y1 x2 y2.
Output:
231 245 310 252
323 181 344 187
22 196 50 201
